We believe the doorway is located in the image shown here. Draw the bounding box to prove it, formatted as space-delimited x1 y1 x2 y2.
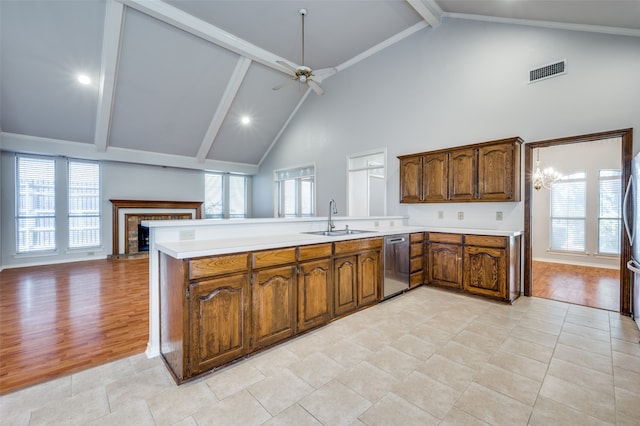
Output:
524 129 634 315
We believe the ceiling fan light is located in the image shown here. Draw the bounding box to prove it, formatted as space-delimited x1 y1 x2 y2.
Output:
299 75 307 83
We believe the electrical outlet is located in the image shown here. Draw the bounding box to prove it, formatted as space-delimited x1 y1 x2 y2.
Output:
389 221 395 227
373 221 379 227
179 229 195 240
496 211 503 221
457 211 464 220
438 211 444 219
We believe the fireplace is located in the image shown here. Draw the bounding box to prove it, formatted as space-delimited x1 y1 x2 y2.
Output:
110 200 202 257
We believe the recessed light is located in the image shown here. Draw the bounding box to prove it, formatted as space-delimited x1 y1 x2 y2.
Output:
241 116 251 125
77 74 91 85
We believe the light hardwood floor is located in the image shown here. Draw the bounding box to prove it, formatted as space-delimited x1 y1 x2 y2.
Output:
532 260 620 312
0 258 149 394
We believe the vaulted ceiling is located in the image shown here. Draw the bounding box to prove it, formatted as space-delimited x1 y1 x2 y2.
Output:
1 0 639 173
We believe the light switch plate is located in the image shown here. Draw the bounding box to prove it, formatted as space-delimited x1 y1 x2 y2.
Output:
457 212 464 220
496 211 503 221
179 229 195 240
438 211 444 219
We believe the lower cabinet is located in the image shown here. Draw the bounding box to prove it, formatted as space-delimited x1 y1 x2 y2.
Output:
334 255 358 317
252 265 296 350
426 232 520 303
428 233 463 289
188 273 251 377
409 233 425 288
160 238 382 384
298 258 332 332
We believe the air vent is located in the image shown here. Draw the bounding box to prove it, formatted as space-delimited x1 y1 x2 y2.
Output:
529 60 566 83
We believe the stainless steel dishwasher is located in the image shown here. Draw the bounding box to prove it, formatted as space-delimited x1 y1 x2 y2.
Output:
384 234 410 299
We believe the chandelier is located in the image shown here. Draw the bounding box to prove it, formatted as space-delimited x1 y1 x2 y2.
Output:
533 149 562 190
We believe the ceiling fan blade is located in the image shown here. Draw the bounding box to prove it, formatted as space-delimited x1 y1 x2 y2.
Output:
272 78 296 91
311 67 337 82
307 79 324 96
276 60 297 75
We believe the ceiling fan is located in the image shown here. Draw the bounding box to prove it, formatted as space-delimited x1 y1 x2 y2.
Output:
273 8 336 96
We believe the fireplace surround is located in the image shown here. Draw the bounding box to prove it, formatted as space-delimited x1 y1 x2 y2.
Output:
110 199 202 257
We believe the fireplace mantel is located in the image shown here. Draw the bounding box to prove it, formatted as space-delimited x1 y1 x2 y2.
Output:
110 200 203 256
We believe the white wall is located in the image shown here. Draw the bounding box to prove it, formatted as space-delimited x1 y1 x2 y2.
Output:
0 152 205 268
532 139 621 268
253 18 640 229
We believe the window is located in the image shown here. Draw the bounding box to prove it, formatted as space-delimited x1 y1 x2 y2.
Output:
16 156 56 253
550 172 586 252
204 172 249 219
204 173 224 218
348 150 385 216
68 160 101 248
598 169 621 255
275 166 315 217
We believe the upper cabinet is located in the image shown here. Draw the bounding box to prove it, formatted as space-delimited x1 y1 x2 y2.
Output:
399 137 522 203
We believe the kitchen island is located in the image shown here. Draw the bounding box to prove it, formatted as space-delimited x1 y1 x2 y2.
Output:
145 216 522 382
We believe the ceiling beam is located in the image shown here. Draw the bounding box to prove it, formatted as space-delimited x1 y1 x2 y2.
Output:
406 0 443 28
95 0 124 152
118 0 295 75
196 56 252 163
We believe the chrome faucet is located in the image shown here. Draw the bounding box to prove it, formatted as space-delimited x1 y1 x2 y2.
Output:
328 199 338 232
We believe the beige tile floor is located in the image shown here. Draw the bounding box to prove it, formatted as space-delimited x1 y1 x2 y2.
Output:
2 286 640 426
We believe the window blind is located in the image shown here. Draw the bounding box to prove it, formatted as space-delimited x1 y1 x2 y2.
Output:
550 172 586 252
68 160 101 249
16 156 56 253
598 169 621 255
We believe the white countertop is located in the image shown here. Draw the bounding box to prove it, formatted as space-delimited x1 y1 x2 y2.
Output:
156 225 522 259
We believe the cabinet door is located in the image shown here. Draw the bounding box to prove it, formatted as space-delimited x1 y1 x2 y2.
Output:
463 246 506 299
188 273 251 376
478 143 515 201
252 265 296 349
334 255 358 317
400 156 423 203
423 152 448 202
298 259 332 332
448 148 477 201
428 243 463 289
358 250 380 307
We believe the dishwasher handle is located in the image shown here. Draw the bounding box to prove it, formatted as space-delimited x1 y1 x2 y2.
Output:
386 236 407 244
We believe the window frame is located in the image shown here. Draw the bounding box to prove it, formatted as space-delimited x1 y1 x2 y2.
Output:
15 154 57 254
597 169 622 255
204 171 249 219
274 165 316 218
549 171 587 253
67 159 101 250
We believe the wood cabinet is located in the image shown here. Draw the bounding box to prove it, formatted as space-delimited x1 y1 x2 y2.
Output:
297 243 333 332
160 251 251 383
409 233 424 288
398 137 522 203
159 237 382 384
399 156 422 203
426 232 521 303
423 153 448 202
333 255 358 316
188 273 251 376
427 233 463 289
333 238 383 317
477 142 519 201
448 148 477 201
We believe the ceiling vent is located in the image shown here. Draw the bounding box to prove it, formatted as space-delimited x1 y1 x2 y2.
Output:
529 60 566 83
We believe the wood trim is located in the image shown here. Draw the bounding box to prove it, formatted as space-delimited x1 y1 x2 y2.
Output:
523 128 633 315
110 200 203 255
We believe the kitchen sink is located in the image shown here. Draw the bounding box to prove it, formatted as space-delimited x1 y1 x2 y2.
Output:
302 229 374 237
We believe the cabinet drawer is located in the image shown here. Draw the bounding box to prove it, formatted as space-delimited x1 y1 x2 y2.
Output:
298 243 332 261
410 257 423 273
410 272 424 287
252 247 297 269
410 242 424 258
410 233 424 243
465 235 507 248
189 253 249 280
428 233 462 244
334 238 383 255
